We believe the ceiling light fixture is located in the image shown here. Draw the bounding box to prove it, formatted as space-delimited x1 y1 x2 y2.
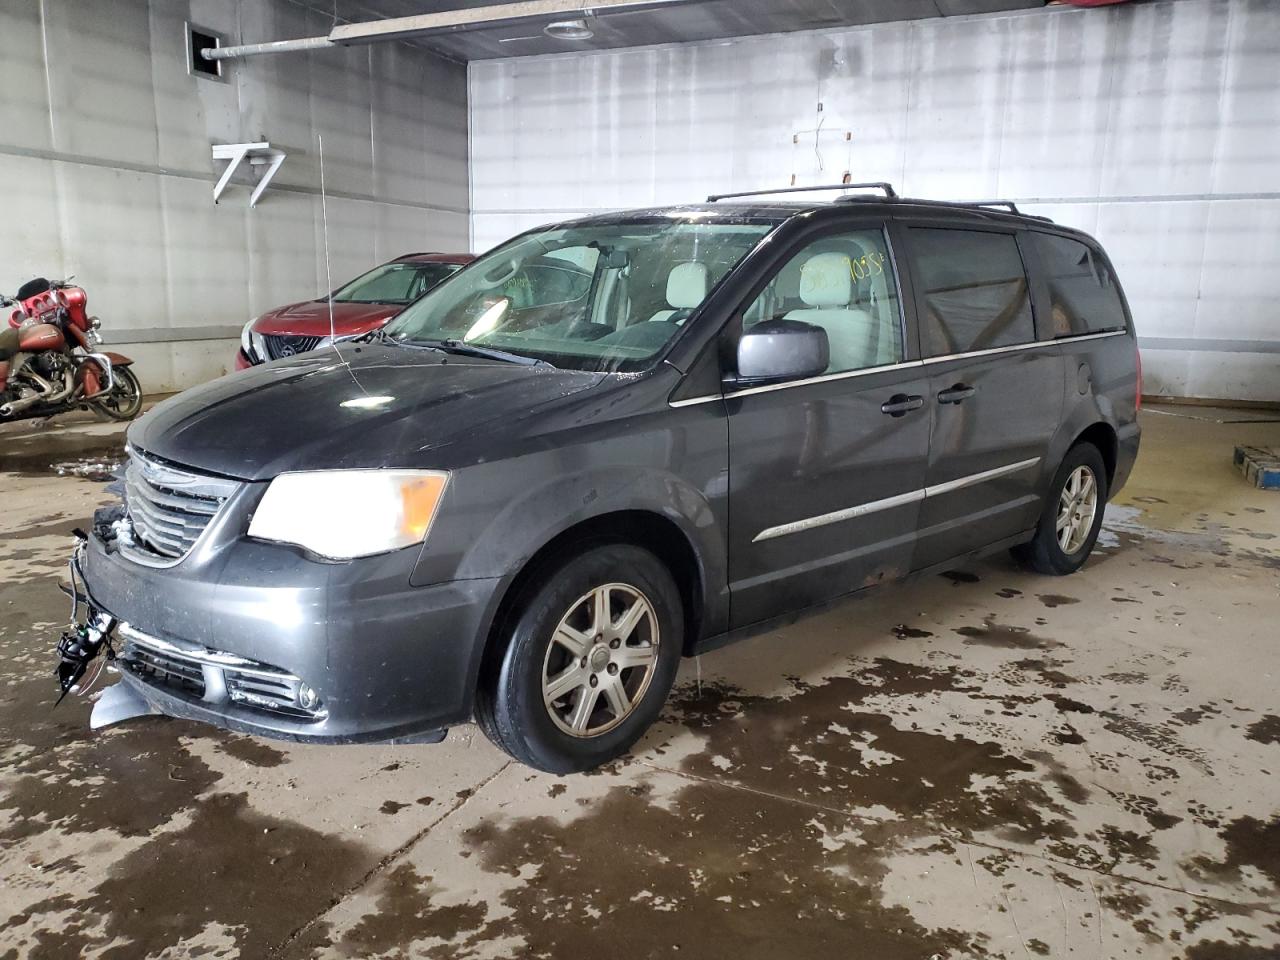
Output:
543 18 593 40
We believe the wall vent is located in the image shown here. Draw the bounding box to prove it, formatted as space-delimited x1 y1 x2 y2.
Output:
187 23 226 81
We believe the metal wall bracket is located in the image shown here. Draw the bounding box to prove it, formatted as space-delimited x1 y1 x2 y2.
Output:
212 142 287 207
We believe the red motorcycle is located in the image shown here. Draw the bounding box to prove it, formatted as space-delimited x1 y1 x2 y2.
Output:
0 277 142 423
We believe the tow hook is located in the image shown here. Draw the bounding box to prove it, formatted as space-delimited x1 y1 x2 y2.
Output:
55 529 117 704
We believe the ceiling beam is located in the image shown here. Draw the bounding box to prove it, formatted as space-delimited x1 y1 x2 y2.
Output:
203 0 700 61
330 0 700 44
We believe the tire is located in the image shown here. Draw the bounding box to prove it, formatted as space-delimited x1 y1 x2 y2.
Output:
93 366 143 421
476 544 683 773
1012 442 1109 576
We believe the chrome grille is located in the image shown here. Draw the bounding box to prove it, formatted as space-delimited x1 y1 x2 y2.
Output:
224 670 313 717
119 624 325 721
126 643 207 698
122 447 238 564
262 334 323 360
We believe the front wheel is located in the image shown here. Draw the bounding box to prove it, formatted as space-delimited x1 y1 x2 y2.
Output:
476 544 683 773
93 366 143 421
1012 442 1108 575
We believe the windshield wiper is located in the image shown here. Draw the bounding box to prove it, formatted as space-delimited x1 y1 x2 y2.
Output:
423 339 555 368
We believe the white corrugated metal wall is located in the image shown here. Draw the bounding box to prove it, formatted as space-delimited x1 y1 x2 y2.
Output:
0 0 469 392
469 0 1280 403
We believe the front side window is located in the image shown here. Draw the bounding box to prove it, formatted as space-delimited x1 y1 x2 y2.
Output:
386 219 775 372
909 228 1035 357
332 262 462 305
740 228 904 374
1032 233 1128 336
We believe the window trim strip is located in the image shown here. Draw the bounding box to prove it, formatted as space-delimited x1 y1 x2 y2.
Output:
670 330 1126 406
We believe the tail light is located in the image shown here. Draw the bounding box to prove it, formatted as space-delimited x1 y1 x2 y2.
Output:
1135 345 1143 412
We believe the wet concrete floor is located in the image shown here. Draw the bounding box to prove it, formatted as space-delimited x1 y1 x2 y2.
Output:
0 406 1278 959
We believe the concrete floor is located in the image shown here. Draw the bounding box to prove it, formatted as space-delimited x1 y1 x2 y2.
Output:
1 406 1278 960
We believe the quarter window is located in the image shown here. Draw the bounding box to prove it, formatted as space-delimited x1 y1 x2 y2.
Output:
742 229 904 374
1032 233 1128 336
909 228 1035 357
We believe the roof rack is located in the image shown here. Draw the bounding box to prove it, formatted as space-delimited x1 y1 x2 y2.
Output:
962 199 1054 222
951 200 1053 222
960 200 1021 214
707 182 897 202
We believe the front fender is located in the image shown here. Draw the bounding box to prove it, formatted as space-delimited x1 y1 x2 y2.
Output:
409 403 730 644
420 458 728 717
101 351 133 366
450 464 721 583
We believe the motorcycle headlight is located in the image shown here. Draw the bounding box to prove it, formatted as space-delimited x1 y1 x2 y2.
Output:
247 470 449 560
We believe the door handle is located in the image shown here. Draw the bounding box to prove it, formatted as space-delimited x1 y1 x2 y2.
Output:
881 393 924 417
937 383 977 404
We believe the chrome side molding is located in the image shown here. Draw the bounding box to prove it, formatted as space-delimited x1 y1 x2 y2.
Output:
923 457 1042 498
753 457 1042 543
753 489 925 542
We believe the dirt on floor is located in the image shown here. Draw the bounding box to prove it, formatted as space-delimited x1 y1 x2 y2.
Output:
0 406 1278 959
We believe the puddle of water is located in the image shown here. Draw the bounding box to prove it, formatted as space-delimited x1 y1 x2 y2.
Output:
0 433 125 480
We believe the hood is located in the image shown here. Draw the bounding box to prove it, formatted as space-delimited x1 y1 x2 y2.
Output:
254 300 402 337
129 345 605 480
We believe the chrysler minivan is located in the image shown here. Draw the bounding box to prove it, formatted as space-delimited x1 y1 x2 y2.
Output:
66 185 1140 772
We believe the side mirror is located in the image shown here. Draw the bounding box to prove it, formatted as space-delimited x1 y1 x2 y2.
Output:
733 318 830 385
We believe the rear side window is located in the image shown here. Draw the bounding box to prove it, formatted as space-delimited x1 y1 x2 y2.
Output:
1032 233 1129 336
909 228 1035 357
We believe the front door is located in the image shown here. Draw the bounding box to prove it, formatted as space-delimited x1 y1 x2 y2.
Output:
903 225 1065 569
723 223 932 629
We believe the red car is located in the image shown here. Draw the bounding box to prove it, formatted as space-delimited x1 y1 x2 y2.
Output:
236 252 474 369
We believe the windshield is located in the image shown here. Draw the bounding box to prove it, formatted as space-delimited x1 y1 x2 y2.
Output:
331 261 462 305
384 218 775 372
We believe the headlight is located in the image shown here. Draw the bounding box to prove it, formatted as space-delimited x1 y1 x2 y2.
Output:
240 319 256 359
248 470 449 560
240 320 269 361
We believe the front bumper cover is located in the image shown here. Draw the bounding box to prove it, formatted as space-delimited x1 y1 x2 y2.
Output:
72 506 500 744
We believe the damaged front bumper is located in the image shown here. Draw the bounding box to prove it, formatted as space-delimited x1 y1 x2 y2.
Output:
55 503 501 745
54 532 154 730
55 532 120 704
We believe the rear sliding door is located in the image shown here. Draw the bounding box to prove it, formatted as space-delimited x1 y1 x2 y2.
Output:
904 224 1065 569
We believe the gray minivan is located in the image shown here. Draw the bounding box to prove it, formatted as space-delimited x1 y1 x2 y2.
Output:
62 185 1140 772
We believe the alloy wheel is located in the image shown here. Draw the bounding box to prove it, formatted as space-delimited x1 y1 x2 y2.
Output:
541 582 660 738
1056 464 1098 555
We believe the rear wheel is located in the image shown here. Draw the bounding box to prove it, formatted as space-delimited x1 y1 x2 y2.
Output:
476 544 683 773
1012 442 1108 575
93 367 143 421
